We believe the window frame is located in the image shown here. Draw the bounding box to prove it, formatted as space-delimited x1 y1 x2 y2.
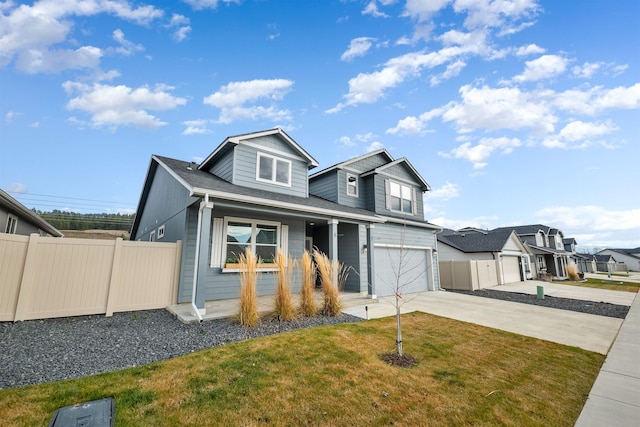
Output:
387 180 415 215
157 224 165 239
256 152 292 187
5 214 18 234
222 217 281 269
346 173 359 197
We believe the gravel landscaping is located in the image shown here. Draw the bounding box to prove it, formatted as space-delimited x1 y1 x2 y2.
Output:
0 310 361 389
448 289 630 319
1 289 631 390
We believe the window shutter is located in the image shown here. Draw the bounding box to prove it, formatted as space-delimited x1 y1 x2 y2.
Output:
280 225 289 257
210 218 224 268
385 179 391 210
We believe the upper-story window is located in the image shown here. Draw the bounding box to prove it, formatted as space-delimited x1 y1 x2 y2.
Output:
387 180 415 214
256 152 291 186
346 173 358 197
5 214 18 234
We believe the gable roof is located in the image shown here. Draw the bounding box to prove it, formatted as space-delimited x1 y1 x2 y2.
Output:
437 229 522 253
597 248 640 260
199 128 319 171
0 189 63 237
130 155 386 237
594 254 616 262
360 157 430 191
492 224 552 235
309 149 394 179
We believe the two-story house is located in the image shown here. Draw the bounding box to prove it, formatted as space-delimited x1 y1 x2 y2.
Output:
130 128 442 317
493 224 571 279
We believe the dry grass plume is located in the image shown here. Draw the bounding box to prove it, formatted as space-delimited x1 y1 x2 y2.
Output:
274 250 296 321
300 250 318 317
238 248 259 327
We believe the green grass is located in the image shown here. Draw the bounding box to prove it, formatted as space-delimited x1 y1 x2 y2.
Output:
0 312 604 426
558 277 640 293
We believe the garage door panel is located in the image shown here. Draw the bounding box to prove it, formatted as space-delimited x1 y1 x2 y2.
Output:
502 257 522 284
374 248 429 296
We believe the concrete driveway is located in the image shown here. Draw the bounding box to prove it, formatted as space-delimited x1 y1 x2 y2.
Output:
343 289 624 355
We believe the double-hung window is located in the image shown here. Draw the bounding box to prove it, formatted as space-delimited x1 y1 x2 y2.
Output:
5 214 18 234
388 180 415 214
346 173 358 197
224 219 280 264
256 152 291 186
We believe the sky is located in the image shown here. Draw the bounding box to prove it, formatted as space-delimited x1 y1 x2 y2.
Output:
1 0 639 253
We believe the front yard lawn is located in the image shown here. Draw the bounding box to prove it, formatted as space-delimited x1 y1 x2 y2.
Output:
558 278 640 293
0 312 603 426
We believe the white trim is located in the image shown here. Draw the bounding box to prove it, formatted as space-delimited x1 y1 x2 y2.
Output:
5 214 18 234
256 152 292 187
221 216 281 265
346 173 359 197
280 225 289 257
374 243 435 251
210 218 224 268
157 224 165 239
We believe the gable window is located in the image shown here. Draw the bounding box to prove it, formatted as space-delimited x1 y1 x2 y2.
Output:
387 180 415 214
256 152 291 186
150 230 156 242
5 214 18 234
157 224 165 239
346 173 358 197
224 219 280 265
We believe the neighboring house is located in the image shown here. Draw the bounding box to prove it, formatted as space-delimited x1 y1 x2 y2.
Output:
493 224 571 279
573 252 595 273
437 228 532 284
593 254 617 273
596 248 640 272
131 128 442 316
0 189 63 237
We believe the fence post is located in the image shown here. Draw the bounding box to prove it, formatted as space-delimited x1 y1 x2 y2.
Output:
105 238 123 317
13 234 40 322
171 240 182 304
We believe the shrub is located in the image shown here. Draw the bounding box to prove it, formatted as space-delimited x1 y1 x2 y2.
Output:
313 249 343 316
567 264 581 281
274 250 296 321
299 250 318 317
238 248 259 327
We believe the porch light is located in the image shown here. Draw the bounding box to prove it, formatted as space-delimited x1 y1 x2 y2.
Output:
362 244 368 253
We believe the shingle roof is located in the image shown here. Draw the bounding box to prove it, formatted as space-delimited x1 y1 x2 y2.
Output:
437 229 516 253
492 224 552 235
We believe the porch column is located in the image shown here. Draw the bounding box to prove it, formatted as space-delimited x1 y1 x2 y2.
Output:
366 224 376 298
328 219 339 286
195 200 214 314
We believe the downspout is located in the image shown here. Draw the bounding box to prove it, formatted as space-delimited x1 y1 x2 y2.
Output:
190 194 208 322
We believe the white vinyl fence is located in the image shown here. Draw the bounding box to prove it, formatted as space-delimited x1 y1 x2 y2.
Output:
438 260 499 291
0 233 181 322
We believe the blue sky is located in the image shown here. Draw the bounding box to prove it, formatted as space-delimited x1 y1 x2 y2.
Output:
1 0 638 252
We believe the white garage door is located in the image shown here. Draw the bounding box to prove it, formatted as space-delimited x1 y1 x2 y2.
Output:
374 248 430 296
502 256 522 284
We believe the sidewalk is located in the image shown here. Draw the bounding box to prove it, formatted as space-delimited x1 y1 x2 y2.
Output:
575 291 640 426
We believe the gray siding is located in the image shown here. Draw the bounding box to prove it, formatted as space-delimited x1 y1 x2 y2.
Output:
336 170 367 209
373 174 425 221
232 139 309 198
0 207 49 236
309 170 338 202
134 166 195 242
337 222 362 292
179 206 307 302
207 149 234 182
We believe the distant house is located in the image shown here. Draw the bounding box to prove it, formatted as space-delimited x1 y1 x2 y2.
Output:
0 189 63 237
131 128 441 316
437 228 532 284
573 252 595 273
596 248 640 272
492 224 572 280
593 254 618 273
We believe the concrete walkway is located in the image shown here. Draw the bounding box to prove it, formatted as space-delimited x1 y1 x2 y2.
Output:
575 291 640 426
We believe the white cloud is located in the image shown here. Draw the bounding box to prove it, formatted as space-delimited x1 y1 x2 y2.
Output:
424 181 459 201
535 206 640 233
0 0 163 73
403 0 451 22
4 182 28 193
183 119 212 135
557 120 617 142
429 215 498 231
430 59 466 86
168 14 191 42
112 29 144 56
515 43 545 56
362 1 389 18
439 136 521 169
366 141 385 152
453 0 539 30
386 104 450 135
63 81 187 129
5 110 22 123
203 79 294 124
513 54 568 82
341 37 376 61
182 0 240 10
337 136 356 148
572 61 602 79
554 83 640 115
442 85 556 134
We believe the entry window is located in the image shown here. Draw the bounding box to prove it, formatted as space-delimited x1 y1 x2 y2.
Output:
537 256 545 270
346 173 358 197
257 152 291 186
388 180 414 214
225 219 279 264
5 214 18 234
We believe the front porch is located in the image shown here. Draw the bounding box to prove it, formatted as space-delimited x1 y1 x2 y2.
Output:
168 291 377 324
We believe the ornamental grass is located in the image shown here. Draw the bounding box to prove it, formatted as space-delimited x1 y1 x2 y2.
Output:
274 250 296 321
238 248 259 327
299 250 318 317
